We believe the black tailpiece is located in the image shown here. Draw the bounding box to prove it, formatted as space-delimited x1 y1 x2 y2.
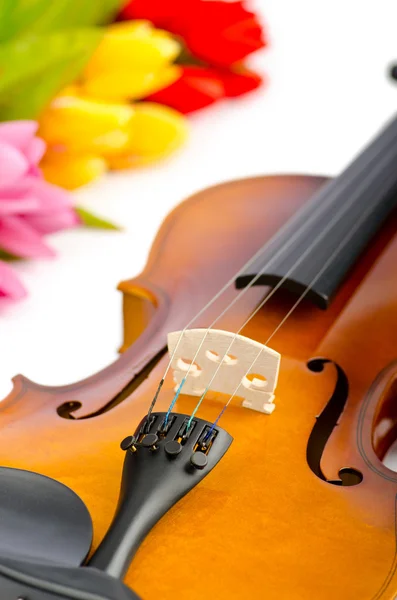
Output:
0 412 231 599
88 412 233 578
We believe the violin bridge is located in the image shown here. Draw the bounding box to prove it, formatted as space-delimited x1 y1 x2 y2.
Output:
167 329 280 414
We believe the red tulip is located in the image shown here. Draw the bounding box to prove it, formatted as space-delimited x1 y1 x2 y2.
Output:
120 0 193 33
217 66 264 97
148 64 263 113
147 66 225 114
120 0 266 67
185 1 266 67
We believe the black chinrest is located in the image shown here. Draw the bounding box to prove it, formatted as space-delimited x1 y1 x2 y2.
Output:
0 467 140 598
0 555 139 599
0 466 92 566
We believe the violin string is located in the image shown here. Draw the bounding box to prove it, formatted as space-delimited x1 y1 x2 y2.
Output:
148 129 397 424
146 175 350 425
207 166 397 433
161 168 368 425
184 148 396 429
161 139 397 425
145 219 303 424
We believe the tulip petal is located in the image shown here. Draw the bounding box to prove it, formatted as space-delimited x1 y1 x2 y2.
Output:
40 153 107 190
0 215 55 258
0 260 27 300
121 0 266 67
0 178 32 198
83 70 157 102
85 21 181 75
24 208 79 234
83 63 181 103
0 142 29 189
185 2 266 65
120 0 199 32
148 66 225 113
109 102 188 167
25 137 47 165
30 178 73 210
39 95 134 153
0 196 39 215
27 164 43 178
0 121 38 150
217 66 263 97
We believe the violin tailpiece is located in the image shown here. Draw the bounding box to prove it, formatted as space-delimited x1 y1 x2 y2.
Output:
167 328 281 414
88 412 233 578
0 413 232 600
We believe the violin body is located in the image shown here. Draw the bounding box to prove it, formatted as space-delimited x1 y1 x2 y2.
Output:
2 173 397 599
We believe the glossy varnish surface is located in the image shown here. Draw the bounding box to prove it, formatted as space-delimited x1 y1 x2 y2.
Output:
2 176 397 599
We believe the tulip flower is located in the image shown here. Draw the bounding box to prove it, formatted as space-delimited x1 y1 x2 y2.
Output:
148 66 225 113
0 120 79 299
82 21 181 102
147 64 263 113
119 1 266 114
107 102 189 169
120 0 266 67
217 66 264 98
39 21 188 189
0 260 26 300
40 151 107 190
39 91 135 153
40 96 188 185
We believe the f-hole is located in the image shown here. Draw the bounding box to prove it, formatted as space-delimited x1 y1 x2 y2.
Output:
306 358 363 487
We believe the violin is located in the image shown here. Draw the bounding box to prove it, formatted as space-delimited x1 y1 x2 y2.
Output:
2 112 397 600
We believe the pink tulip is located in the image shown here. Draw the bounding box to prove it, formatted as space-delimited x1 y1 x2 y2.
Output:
0 121 79 300
0 260 26 300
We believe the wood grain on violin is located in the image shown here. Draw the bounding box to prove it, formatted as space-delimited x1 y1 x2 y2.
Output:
3 116 397 598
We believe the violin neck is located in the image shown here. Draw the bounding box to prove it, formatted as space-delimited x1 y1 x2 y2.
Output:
236 114 397 308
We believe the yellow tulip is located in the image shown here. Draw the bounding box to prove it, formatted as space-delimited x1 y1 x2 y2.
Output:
85 21 181 78
41 152 107 190
126 102 188 156
82 65 180 102
39 21 188 189
107 102 188 169
39 94 134 154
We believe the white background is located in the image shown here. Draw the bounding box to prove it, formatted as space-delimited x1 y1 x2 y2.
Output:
1 1 397 453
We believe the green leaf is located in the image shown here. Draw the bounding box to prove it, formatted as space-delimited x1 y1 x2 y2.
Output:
0 0 124 42
0 248 21 261
76 207 121 231
0 29 103 119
